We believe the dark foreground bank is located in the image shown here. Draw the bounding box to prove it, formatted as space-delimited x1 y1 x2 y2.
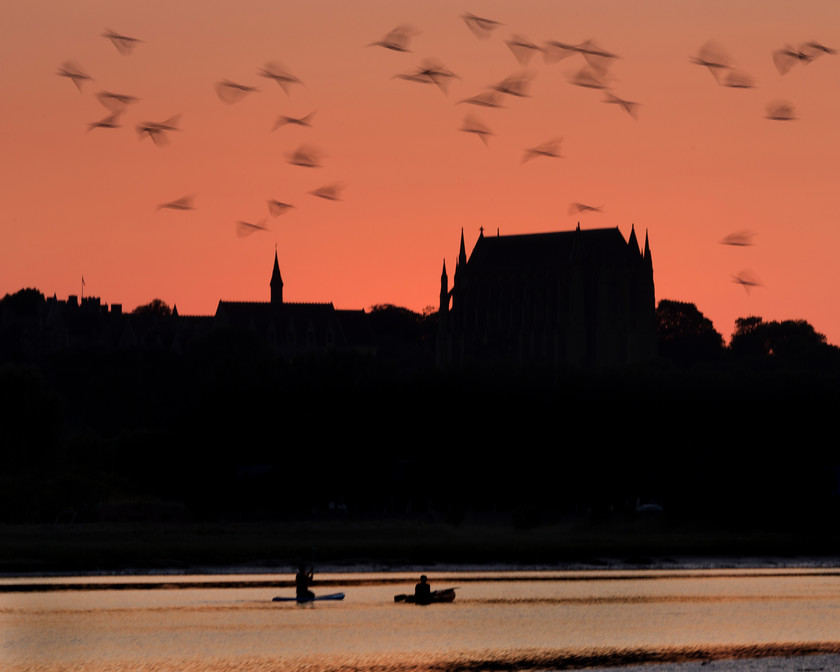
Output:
4 518 840 574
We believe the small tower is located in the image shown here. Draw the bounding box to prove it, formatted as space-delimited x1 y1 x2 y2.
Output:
270 250 283 305
436 259 450 368
439 259 449 315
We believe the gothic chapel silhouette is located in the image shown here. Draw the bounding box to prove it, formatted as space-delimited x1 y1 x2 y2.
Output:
437 225 656 370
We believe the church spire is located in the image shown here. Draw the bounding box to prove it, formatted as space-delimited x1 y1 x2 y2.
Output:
270 249 283 305
440 259 449 312
627 223 641 258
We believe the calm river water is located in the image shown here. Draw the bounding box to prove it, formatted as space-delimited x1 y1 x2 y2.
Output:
4 568 840 672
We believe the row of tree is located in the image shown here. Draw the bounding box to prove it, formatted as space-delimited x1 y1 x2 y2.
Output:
655 299 838 368
1 288 839 525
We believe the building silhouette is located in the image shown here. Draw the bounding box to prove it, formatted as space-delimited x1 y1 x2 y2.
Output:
437 224 656 370
214 251 375 358
0 252 375 361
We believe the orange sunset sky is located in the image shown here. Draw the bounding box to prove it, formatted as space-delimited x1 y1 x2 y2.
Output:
2 1 839 345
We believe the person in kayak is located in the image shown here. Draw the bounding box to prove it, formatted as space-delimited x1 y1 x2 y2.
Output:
296 564 315 600
414 575 431 604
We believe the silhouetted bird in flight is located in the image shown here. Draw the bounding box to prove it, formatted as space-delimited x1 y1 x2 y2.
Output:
765 101 797 121
543 40 581 64
416 59 460 92
773 44 812 74
216 80 260 103
287 144 322 168
457 89 504 108
57 61 92 92
732 269 762 293
773 40 836 74
492 71 534 97
689 42 755 88
575 39 620 74
368 24 419 52
268 199 295 215
802 40 837 56
102 29 142 55
543 39 618 73
236 219 269 237
690 41 732 83
88 111 123 132
459 114 493 146
720 230 755 246
96 90 139 112
568 202 603 214
462 12 502 40
273 111 315 130
309 183 344 200
136 115 181 147
522 138 562 163
506 34 542 65
603 92 639 119
570 65 608 89
394 59 459 93
721 68 756 88
258 62 303 95
158 195 196 211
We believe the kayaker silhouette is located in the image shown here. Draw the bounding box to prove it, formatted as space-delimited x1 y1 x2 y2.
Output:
414 575 432 605
296 564 315 601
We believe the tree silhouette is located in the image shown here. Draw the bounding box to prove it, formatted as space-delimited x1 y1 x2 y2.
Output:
730 316 835 364
0 288 46 316
132 298 172 317
656 299 724 366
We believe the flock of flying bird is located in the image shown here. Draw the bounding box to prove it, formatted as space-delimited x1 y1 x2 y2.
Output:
56 29 343 239
690 38 836 292
57 15 836 293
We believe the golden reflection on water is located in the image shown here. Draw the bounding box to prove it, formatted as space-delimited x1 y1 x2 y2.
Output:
4 570 840 672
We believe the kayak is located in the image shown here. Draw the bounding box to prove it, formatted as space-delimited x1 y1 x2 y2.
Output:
272 592 345 603
394 588 456 604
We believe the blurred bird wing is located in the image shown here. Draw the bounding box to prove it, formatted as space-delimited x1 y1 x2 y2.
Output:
236 220 268 237
570 66 607 89
460 114 493 144
259 62 303 93
216 80 257 103
493 71 533 96
96 90 139 111
377 24 417 51
801 40 836 58
523 137 562 161
463 12 501 39
506 34 542 65
720 230 755 246
694 41 731 69
309 184 344 200
167 195 196 210
457 90 504 107
568 202 602 214
772 47 800 74
722 68 756 88
766 101 796 120
103 29 142 55
268 200 295 215
288 145 321 167
543 40 579 64
578 39 619 73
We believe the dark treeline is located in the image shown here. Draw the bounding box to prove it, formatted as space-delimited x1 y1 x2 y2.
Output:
1 289 839 531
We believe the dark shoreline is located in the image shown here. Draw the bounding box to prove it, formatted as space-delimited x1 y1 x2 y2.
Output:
4 519 840 576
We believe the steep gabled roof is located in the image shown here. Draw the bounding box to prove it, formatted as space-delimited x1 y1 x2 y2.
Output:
465 226 637 275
